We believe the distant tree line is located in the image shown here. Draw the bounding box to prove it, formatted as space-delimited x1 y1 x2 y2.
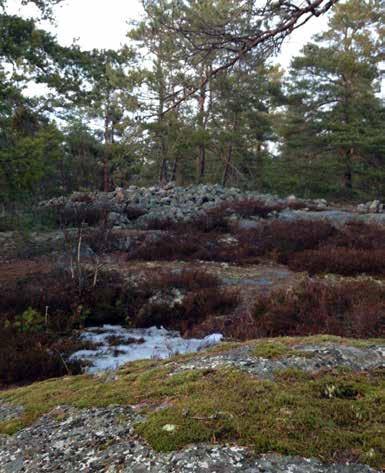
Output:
1 0 384 206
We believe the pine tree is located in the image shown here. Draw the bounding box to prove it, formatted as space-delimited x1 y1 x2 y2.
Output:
279 0 385 199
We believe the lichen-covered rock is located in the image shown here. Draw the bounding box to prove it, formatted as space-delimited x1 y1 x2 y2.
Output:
174 343 385 379
0 405 379 472
0 402 24 423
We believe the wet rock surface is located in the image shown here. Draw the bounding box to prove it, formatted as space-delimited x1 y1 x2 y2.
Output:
0 405 379 473
174 343 385 379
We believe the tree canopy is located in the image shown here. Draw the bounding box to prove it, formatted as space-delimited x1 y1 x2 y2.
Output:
1 0 384 204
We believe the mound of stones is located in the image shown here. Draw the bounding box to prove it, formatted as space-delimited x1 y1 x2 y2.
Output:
41 183 385 229
40 183 328 228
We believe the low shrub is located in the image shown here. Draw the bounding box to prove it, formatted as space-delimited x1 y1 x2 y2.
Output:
186 309 259 340
208 198 323 220
0 328 82 386
123 268 239 333
0 268 128 330
287 200 325 211
146 268 220 292
189 198 284 232
325 222 385 250
6 307 46 333
192 207 232 233
128 219 385 271
134 286 239 333
237 220 337 262
143 215 224 237
127 232 201 261
253 278 385 338
128 220 338 265
0 265 236 341
57 205 108 227
126 232 245 263
146 211 231 233
0 267 135 386
0 207 57 233
288 247 385 276
144 218 190 232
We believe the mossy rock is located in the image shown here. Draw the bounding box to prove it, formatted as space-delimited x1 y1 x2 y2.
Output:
0 339 384 469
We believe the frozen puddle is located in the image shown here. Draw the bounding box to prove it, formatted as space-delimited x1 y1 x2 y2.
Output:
71 325 223 373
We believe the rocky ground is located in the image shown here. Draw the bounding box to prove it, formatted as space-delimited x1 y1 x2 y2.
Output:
0 405 379 472
1 338 384 472
173 342 385 379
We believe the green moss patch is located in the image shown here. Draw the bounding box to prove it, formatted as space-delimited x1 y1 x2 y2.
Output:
252 341 312 359
253 335 385 350
135 368 385 468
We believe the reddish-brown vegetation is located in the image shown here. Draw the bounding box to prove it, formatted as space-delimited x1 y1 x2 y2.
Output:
236 219 337 262
57 205 106 227
0 266 239 384
252 279 385 338
145 209 231 233
288 247 385 276
324 222 385 250
130 221 326 264
126 232 248 263
186 309 260 340
0 266 129 385
3 214 385 386
0 329 82 386
134 286 239 333
126 269 239 333
0 269 127 329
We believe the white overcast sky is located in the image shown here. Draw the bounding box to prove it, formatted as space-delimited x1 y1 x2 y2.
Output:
10 0 330 70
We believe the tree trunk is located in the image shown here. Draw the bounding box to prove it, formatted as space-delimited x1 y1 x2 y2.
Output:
171 156 178 182
222 143 233 187
255 141 263 189
198 143 206 181
344 147 354 191
197 83 206 182
222 114 239 187
103 112 110 193
159 155 169 184
155 54 170 185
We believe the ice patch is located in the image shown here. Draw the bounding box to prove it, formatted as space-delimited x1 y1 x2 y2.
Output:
70 325 223 373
